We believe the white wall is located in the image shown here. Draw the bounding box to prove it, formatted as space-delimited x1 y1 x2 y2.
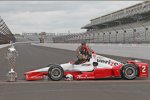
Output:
32 43 150 60
0 44 10 49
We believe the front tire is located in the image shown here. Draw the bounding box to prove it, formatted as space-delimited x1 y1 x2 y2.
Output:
48 65 64 81
121 64 138 80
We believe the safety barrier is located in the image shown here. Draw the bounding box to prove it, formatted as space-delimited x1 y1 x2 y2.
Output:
0 44 11 49
32 43 150 60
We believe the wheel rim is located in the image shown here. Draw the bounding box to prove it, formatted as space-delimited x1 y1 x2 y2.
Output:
124 67 136 78
127 69 133 75
50 68 62 79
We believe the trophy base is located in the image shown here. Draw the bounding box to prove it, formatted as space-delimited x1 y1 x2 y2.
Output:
7 69 17 82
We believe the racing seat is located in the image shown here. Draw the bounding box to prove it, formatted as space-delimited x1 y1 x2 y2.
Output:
74 56 91 65
69 60 87 65
74 59 88 65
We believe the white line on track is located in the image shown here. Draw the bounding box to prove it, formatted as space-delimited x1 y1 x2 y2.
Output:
0 79 150 85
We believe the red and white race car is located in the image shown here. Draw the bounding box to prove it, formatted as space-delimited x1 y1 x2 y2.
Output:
25 53 148 81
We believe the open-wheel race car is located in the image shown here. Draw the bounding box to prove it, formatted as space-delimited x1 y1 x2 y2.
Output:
25 52 148 81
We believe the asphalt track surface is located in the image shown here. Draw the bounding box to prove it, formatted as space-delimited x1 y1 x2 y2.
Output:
0 43 150 100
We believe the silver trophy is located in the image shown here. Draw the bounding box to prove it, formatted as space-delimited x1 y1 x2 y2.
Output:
6 43 18 82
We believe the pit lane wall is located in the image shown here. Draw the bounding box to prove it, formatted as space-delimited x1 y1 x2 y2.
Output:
32 43 150 60
0 44 11 49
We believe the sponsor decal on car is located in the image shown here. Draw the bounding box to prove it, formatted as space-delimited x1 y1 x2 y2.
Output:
30 76 43 79
77 75 95 79
97 59 120 66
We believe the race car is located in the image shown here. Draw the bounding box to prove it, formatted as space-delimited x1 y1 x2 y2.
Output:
25 53 148 81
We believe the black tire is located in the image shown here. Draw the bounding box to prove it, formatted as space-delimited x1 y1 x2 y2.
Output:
48 65 64 81
121 64 138 80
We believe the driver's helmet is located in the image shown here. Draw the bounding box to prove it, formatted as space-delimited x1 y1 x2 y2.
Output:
65 74 73 81
81 40 87 45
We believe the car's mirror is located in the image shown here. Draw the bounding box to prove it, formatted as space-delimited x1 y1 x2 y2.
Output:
93 62 98 66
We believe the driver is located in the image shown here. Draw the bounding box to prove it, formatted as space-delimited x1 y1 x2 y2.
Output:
75 40 93 64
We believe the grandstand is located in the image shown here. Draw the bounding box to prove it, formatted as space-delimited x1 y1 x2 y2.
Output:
53 1 150 44
14 34 29 42
45 33 55 42
20 32 55 42
22 33 39 41
0 16 15 44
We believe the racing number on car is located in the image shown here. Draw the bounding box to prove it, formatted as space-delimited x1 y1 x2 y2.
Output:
142 66 146 73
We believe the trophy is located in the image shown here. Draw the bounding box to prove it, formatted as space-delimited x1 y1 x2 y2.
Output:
6 42 18 82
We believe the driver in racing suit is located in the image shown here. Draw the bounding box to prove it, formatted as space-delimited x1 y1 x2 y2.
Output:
75 40 93 64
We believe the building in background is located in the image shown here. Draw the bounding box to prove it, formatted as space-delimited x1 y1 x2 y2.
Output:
0 16 15 44
39 32 46 43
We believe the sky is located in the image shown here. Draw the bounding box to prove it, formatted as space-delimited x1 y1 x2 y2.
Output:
0 1 143 34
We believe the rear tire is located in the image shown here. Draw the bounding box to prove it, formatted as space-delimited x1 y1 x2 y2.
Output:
48 65 64 81
121 64 138 80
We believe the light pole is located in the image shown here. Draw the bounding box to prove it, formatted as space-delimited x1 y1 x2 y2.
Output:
109 32 111 43
103 33 105 43
133 29 136 43
116 31 118 43
145 28 148 43
124 30 126 43
98 33 100 43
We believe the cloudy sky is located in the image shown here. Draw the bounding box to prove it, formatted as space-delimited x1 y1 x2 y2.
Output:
0 1 143 34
